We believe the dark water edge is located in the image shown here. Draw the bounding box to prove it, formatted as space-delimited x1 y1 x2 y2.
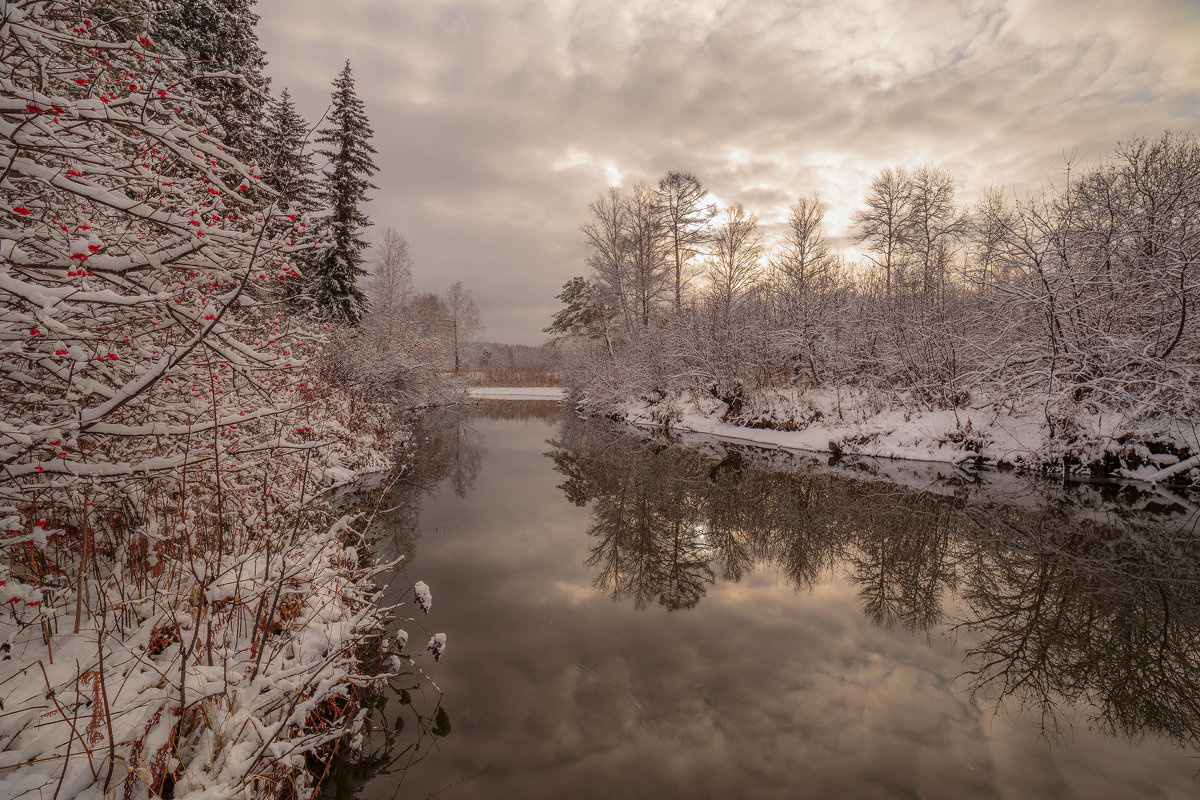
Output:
324 400 1200 800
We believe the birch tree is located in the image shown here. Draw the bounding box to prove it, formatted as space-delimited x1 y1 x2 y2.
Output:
371 226 414 317
446 280 481 373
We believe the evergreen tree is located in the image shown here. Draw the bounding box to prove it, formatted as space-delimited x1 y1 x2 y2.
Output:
307 61 377 324
262 88 316 210
545 277 609 345
151 0 270 164
93 0 156 40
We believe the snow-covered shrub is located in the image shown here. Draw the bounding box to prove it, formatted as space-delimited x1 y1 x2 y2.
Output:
0 5 440 797
318 310 447 409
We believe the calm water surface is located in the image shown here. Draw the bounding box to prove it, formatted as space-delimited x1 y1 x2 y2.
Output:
327 401 1200 799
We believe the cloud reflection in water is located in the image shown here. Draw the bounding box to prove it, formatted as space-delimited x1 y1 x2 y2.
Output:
336 405 1200 799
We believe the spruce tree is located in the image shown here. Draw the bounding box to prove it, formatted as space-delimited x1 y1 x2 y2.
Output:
263 88 316 210
151 0 271 164
308 61 377 324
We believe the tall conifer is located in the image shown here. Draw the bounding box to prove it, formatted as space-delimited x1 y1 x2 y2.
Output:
152 0 271 163
308 61 377 324
263 88 316 210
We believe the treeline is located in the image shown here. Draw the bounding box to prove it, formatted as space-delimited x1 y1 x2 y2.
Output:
456 341 559 386
97 0 385 325
550 134 1200 460
463 341 556 370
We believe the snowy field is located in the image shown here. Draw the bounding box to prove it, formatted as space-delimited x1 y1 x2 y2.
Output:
469 387 566 400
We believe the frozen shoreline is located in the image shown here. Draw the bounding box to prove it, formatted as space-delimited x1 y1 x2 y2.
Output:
610 389 1199 490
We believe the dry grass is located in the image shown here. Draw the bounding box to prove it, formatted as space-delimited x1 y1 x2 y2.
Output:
463 366 562 387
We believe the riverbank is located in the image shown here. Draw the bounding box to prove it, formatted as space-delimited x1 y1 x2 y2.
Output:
605 388 1199 490
0 385 439 799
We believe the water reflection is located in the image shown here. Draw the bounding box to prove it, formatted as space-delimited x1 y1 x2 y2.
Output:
321 408 486 799
327 401 579 798
547 416 1200 748
957 507 1200 745
369 401 560 548
356 408 487 564
334 403 1200 798
319 679 451 800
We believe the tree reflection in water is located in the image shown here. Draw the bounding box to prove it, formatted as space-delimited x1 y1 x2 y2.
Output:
327 400 574 796
956 503 1200 745
321 407 486 799
547 415 1200 748
356 407 487 564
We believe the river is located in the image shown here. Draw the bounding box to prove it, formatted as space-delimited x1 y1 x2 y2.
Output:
323 399 1200 799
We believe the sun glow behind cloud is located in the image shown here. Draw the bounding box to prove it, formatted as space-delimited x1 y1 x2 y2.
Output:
552 147 622 188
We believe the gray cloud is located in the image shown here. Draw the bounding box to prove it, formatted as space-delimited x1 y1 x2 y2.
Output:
257 0 1200 343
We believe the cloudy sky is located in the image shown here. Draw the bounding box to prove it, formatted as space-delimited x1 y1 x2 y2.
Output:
256 0 1200 344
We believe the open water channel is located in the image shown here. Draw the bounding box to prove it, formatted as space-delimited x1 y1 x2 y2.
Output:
325 400 1200 799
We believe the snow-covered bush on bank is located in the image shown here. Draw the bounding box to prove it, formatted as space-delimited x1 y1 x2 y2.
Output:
0 4 441 797
317 312 447 411
621 386 1200 483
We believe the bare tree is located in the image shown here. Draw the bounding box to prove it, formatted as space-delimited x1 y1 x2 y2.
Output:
908 165 966 298
623 182 671 327
852 166 914 295
407 291 451 340
966 185 1015 287
770 195 844 386
705 203 764 313
655 171 716 311
582 187 635 335
371 225 414 317
446 281 481 373
772 194 837 301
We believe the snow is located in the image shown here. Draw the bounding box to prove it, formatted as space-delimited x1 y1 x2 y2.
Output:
0 8 443 798
615 387 1196 489
469 386 565 400
427 633 447 661
1140 454 1200 484
413 580 433 613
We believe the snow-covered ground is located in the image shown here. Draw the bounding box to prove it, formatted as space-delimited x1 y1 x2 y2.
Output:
615 389 1199 488
469 386 566 400
0 385 440 800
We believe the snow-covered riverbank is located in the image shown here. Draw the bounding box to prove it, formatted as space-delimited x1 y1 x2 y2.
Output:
613 388 1199 489
0 386 443 800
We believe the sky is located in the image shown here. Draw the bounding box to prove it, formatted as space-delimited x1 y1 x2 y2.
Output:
255 0 1200 345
